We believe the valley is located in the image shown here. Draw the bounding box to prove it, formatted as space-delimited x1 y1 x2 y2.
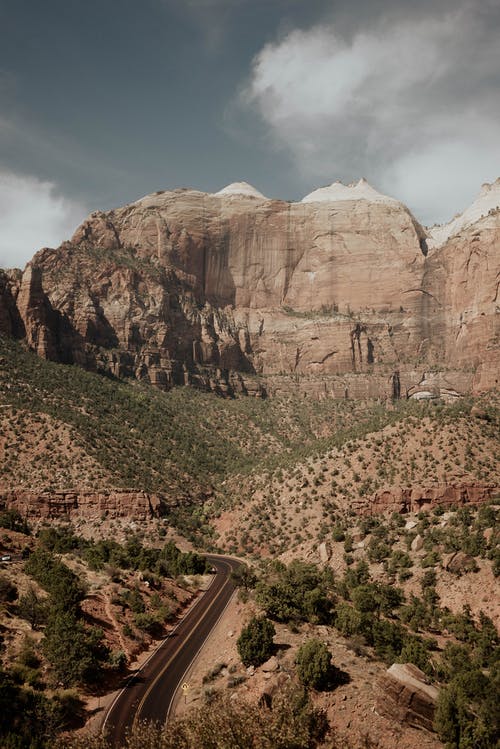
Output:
0 177 499 749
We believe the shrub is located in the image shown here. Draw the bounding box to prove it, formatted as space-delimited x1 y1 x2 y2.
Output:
42 610 109 686
237 616 275 667
255 561 332 624
295 639 334 690
0 574 17 604
55 683 330 749
0 509 30 534
17 586 49 629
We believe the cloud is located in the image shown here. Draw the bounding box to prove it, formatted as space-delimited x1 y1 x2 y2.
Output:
0 172 87 269
241 5 500 223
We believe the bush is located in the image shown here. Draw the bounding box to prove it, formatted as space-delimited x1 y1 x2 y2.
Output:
17 586 49 629
24 550 85 612
55 683 330 749
42 610 109 686
0 509 30 534
295 639 333 690
255 560 332 624
133 612 162 636
0 574 17 604
237 616 275 667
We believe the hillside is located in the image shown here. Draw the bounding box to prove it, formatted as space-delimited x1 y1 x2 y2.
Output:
1 336 498 539
0 336 408 501
215 393 500 556
0 341 499 749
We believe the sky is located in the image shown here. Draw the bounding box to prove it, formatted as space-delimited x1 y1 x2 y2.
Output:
1 0 499 268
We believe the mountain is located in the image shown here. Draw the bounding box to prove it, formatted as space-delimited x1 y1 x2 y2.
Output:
428 178 500 248
0 179 498 399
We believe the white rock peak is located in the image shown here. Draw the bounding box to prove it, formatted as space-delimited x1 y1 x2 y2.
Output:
428 177 500 248
301 178 398 205
214 182 268 199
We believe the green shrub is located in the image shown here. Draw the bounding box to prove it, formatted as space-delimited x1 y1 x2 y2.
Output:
255 561 332 624
237 616 275 667
295 639 334 690
0 574 17 604
0 509 30 534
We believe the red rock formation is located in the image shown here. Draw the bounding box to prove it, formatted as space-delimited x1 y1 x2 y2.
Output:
423 212 500 393
0 269 24 338
0 489 176 521
376 663 439 732
2 182 499 398
365 483 497 515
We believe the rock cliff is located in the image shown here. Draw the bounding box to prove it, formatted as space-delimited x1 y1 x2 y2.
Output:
0 489 176 521
2 179 499 398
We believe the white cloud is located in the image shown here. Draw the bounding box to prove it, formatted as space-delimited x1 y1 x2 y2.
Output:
0 172 87 269
382 130 500 226
242 8 500 224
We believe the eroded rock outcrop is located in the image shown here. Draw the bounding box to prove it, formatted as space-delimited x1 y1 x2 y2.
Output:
2 179 499 398
365 483 497 515
0 269 24 338
0 489 176 521
376 663 439 732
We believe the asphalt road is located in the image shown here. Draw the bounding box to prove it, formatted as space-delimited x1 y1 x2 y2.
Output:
103 554 241 748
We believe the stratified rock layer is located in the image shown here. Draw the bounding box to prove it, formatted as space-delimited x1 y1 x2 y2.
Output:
2 183 499 398
0 489 176 521
376 663 439 732
365 484 497 515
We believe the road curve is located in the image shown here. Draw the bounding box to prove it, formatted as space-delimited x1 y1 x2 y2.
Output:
103 554 241 748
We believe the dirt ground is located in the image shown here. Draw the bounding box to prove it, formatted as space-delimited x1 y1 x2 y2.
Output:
171 591 443 749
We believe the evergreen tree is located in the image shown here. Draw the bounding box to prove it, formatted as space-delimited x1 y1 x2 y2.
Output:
237 617 275 667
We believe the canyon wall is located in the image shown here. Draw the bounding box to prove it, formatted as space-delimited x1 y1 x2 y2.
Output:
0 489 177 521
1 184 498 399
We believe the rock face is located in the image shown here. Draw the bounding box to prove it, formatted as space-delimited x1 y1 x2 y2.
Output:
365 484 497 515
376 663 439 732
0 269 24 338
3 179 499 398
0 489 176 521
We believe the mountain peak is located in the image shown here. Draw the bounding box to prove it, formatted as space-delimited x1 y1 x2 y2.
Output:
214 182 267 199
301 179 398 205
479 177 500 198
428 177 500 248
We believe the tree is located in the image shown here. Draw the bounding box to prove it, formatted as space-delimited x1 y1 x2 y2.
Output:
17 586 49 629
230 565 257 590
295 639 333 690
237 616 275 667
0 574 17 604
0 508 30 534
55 683 329 749
42 610 108 686
254 561 332 624
351 584 379 614
24 550 85 612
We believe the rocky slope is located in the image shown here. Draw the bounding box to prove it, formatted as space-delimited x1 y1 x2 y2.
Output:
1 179 499 398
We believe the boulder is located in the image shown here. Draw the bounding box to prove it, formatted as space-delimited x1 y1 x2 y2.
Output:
404 520 418 531
376 663 439 732
261 656 279 673
411 534 424 552
318 541 332 563
443 551 477 575
483 527 494 544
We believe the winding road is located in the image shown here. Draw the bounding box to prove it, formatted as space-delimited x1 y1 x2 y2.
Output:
102 554 241 748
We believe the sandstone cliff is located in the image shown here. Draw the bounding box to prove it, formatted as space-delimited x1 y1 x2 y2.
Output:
0 489 174 521
2 180 499 398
